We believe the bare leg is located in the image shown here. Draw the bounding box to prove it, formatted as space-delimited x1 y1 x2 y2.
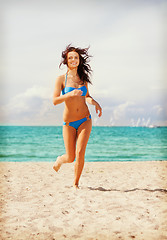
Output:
74 118 92 187
53 125 77 172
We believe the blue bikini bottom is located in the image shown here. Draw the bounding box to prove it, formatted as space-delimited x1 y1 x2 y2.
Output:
63 115 91 130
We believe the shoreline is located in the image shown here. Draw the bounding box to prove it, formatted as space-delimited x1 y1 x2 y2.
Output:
1 159 167 163
1 161 167 240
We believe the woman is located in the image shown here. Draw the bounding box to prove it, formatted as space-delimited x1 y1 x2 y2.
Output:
53 45 102 189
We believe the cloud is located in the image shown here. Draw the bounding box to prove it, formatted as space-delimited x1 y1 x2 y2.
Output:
4 85 52 114
97 98 167 126
0 85 64 125
113 102 133 120
111 101 135 125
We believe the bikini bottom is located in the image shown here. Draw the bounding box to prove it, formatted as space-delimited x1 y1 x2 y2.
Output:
63 115 91 130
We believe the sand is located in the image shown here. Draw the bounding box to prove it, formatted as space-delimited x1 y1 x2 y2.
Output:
0 161 167 240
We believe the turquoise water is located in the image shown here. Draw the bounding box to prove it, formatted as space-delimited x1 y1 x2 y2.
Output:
0 126 167 162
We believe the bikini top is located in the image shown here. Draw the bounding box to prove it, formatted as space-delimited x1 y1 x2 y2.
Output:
62 73 87 96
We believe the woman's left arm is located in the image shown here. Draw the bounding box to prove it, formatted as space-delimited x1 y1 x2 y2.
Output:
85 83 102 117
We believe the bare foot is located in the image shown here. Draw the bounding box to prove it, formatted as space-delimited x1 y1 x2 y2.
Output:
73 183 79 189
53 156 62 172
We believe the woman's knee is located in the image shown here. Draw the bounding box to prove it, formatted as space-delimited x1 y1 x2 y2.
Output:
66 153 75 163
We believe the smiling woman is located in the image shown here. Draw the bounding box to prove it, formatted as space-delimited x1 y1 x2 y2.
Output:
52 44 102 189
66 51 80 70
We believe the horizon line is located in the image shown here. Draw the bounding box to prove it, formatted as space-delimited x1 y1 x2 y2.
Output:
0 125 166 127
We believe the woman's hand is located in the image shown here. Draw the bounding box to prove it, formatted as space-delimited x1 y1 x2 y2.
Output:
68 89 83 97
95 102 102 117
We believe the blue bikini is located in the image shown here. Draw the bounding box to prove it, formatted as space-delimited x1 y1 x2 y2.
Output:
62 73 91 130
63 115 91 130
62 74 87 96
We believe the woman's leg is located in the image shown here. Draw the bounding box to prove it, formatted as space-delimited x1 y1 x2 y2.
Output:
53 125 77 172
74 118 92 188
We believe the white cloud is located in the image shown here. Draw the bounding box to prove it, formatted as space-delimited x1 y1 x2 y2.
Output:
98 98 167 126
3 86 52 114
0 85 64 125
113 101 135 121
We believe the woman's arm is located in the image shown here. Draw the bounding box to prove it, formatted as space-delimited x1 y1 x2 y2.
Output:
53 76 67 105
53 75 82 105
85 83 102 117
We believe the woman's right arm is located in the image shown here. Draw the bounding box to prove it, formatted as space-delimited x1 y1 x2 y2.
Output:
53 76 67 105
53 76 82 106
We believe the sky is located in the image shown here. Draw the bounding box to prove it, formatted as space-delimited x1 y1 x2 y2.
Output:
0 0 167 126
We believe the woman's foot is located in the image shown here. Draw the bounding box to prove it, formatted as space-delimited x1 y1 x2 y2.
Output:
53 156 62 172
73 183 79 189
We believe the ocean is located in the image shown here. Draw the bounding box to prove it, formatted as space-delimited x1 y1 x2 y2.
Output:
0 126 167 162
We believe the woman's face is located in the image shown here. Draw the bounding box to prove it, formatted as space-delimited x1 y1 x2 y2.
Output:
67 51 80 69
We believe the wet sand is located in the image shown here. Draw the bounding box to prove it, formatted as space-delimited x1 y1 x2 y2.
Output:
0 161 167 240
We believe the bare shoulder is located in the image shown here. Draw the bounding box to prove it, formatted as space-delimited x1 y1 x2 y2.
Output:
56 74 65 84
53 74 66 94
55 74 66 89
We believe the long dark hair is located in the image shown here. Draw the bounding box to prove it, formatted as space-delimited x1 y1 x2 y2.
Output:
59 44 92 84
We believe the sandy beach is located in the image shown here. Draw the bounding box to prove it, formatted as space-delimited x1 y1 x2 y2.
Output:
0 161 167 240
